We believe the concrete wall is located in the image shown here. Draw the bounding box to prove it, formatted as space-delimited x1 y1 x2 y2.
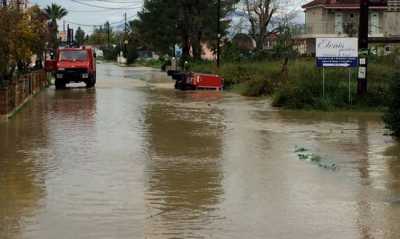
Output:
305 8 400 36
382 11 400 36
0 70 49 120
301 6 400 55
305 8 325 34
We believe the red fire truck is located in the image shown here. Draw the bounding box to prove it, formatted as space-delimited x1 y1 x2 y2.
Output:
46 47 96 89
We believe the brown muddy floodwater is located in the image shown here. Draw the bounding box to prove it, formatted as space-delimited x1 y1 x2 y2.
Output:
1 62 400 239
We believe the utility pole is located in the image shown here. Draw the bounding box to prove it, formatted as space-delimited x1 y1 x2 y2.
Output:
357 0 387 95
357 0 369 95
124 12 128 57
67 26 74 46
67 24 70 45
106 21 110 48
217 0 221 68
124 12 127 34
71 28 74 46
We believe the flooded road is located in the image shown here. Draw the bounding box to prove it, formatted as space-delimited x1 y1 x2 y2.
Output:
1 62 400 239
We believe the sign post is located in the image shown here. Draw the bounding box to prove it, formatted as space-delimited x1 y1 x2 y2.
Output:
322 67 325 97
348 68 352 104
316 38 359 101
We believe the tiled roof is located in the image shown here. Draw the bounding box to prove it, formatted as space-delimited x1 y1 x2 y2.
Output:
302 0 359 8
302 0 327 8
302 0 387 9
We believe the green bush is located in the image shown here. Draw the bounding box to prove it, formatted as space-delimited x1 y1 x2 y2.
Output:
241 78 272 97
126 45 138 64
188 60 215 74
190 58 395 110
133 59 164 68
272 61 395 110
218 61 281 89
384 72 400 137
102 46 118 61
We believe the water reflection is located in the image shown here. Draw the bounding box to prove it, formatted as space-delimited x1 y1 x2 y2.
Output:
384 144 400 160
143 95 224 238
0 97 49 239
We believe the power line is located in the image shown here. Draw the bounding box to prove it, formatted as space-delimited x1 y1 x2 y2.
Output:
68 0 142 10
64 14 136 27
72 0 140 3
72 0 139 2
63 20 103 27
66 8 128 12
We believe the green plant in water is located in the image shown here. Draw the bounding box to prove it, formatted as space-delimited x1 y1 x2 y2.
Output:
295 146 308 153
294 147 337 171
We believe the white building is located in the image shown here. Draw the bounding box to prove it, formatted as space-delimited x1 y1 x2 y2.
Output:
296 0 400 55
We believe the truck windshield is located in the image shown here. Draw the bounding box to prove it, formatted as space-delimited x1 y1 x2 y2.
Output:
59 51 88 61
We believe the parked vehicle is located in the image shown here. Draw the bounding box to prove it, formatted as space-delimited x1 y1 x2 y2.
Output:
172 72 223 91
45 47 96 89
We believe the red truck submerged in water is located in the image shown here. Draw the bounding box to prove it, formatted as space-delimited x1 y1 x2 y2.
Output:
46 47 96 89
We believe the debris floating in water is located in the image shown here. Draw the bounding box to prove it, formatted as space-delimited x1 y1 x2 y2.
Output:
294 146 337 171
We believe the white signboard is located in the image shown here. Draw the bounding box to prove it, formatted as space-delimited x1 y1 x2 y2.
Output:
316 38 358 67
358 67 367 79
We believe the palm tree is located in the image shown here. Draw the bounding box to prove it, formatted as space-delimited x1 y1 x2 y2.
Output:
44 3 68 50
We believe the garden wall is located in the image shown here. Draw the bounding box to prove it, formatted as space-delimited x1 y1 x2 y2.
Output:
0 70 49 120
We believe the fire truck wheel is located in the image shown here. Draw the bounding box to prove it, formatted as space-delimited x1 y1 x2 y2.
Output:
55 79 65 90
86 77 95 88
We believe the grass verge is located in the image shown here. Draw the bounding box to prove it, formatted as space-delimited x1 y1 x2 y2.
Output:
189 58 398 111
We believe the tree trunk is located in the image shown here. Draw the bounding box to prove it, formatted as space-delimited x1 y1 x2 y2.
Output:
182 33 191 61
281 57 289 83
192 31 202 60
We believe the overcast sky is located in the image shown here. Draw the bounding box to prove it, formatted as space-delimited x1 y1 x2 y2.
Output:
30 0 306 35
31 0 144 33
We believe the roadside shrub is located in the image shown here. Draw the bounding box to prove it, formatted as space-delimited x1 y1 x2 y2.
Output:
188 60 215 74
272 62 322 109
384 72 400 138
126 45 138 64
221 42 242 62
272 60 395 110
241 78 273 97
190 58 395 110
220 61 281 89
358 63 393 107
134 59 164 68
102 47 118 61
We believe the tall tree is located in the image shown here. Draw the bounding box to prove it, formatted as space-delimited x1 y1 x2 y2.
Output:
243 0 277 50
75 27 85 46
136 0 179 56
0 5 48 81
87 22 116 46
136 0 238 60
28 5 49 67
44 3 68 50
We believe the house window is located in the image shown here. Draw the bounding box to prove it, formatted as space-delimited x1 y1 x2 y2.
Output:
335 12 343 34
370 12 380 34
